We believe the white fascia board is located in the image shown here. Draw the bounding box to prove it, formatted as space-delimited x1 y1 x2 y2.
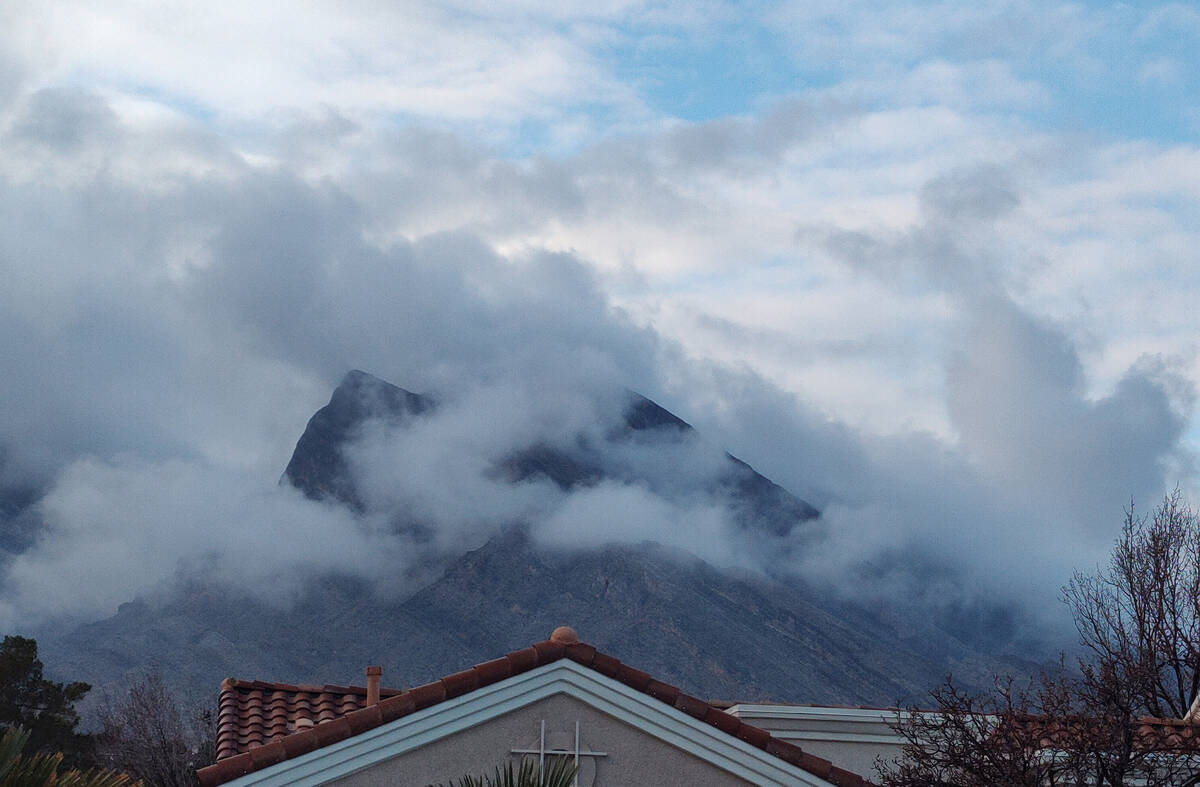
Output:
726 705 905 724
771 730 907 745
226 660 833 787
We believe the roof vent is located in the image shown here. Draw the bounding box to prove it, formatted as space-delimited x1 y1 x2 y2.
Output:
366 665 382 706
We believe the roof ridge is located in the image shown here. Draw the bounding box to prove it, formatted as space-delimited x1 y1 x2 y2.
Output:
199 638 873 787
220 677 403 696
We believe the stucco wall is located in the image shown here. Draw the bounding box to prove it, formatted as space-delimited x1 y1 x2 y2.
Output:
331 692 755 787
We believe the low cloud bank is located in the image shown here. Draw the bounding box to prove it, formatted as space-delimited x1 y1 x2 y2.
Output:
0 87 1192 658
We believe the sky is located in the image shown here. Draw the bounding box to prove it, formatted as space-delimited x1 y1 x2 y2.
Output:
0 1 1197 650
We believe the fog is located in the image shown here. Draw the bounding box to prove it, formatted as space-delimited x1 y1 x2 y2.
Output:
0 33 1195 660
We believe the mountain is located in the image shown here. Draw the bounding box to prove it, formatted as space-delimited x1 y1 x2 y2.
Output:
42 370 1034 710
45 531 1019 710
284 370 818 537
283 369 434 510
0 484 42 558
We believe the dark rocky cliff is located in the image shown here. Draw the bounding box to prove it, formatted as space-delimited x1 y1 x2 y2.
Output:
282 370 433 509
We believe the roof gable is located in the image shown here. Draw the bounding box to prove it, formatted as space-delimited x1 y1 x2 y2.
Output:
198 630 871 787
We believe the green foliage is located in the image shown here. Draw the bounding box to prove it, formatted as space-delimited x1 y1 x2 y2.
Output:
0 726 139 787
427 756 577 787
0 637 91 766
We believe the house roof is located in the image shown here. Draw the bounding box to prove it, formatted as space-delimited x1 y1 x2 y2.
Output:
198 626 872 787
1135 717 1200 750
213 679 404 761
1019 714 1200 752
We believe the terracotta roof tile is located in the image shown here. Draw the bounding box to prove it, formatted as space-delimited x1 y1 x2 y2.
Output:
198 635 875 787
704 706 742 736
736 722 771 749
209 678 402 762
563 642 596 666
506 645 538 673
615 662 652 692
473 656 514 685
590 651 620 678
405 681 446 711
1011 714 1200 753
645 678 680 705
672 692 712 721
531 639 564 662
441 667 480 699
378 691 415 724
1135 717 1200 750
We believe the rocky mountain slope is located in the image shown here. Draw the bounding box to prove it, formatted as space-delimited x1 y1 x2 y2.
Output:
43 371 1034 709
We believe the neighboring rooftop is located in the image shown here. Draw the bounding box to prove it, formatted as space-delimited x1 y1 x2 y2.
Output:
214 679 404 762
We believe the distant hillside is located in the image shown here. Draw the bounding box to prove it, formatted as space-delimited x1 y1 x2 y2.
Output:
43 370 1034 709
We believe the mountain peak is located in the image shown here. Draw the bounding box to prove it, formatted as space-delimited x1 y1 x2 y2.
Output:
282 371 433 507
621 391 692 434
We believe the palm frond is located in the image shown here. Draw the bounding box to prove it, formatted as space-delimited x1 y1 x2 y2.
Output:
0 728 31 781
427 755 577 787
0 727 140 787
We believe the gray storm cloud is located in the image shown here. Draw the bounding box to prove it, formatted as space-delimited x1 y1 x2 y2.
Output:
0 85 1192 657
774 163 1194 639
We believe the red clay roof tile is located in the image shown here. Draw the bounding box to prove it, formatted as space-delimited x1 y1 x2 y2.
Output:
531 639 564 662
673 692 712 721
590 651 620 678
473 656 514 685
704 706 742 736
406 681 446 711
736 722 771 749
209 679 402 762
615 662 652 692
345 704 383 736
441 667 479 699
645 678 680 705
563 642 596 666
378 692 415 724
506 645 538 673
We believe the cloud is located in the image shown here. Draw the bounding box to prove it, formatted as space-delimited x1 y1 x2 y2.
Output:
343 380 752 571
0 457 387 624
10 87 119 152
534 481 736 566
1 0 651 148
0 4 1195 663
755 155 1193 639
0 87 687 625
1138 57 1181 86
946 297 1189 531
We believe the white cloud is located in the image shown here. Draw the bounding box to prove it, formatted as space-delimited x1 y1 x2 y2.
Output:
0 457 386 625
1139 57 1181 86
1 0 665 149
0 1 1196 654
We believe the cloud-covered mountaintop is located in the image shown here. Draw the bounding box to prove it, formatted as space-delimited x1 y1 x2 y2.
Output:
40 371 1042 708
0 2 1196 667
285 369 818 545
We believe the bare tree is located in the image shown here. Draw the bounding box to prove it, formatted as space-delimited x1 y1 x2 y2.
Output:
876 673 1084 787
1065 490 1200 720
878 665 1199 786
880 493 1200 786
94 672 214 787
